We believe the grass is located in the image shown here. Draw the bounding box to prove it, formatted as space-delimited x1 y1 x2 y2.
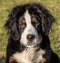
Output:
0 0 60 63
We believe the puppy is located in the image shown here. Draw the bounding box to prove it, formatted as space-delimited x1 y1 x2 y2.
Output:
5 3 60 63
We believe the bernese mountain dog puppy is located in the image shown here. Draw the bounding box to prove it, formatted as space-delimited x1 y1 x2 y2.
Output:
5 3 60 63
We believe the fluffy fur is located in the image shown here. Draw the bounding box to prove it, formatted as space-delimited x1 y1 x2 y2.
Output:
5 3 60 63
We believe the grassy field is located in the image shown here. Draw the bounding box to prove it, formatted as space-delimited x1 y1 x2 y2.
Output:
0 0 60 63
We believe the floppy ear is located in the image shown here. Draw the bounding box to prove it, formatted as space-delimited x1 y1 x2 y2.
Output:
35 3 55 34
41 9 55 34
5 6 20 40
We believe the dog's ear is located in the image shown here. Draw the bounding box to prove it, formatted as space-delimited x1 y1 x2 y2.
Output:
41 9 55 34
35 3 55 34
5 6 20 40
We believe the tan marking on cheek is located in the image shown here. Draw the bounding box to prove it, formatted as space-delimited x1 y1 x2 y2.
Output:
39 34 42 40
9 56 17 63
39 58 46 63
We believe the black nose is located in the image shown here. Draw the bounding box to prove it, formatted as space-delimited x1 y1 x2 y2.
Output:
27 34 35 41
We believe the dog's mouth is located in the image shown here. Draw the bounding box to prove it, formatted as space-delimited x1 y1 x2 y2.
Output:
26 44 36 48
26 45 36 48
26 41 38 48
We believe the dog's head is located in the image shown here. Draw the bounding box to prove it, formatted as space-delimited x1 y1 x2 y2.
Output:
5 3 54 47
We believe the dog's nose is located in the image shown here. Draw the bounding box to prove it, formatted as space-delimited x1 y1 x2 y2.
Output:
27 34 35 41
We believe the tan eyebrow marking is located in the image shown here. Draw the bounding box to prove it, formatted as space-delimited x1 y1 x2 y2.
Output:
31 17 37 23
22 19 26 24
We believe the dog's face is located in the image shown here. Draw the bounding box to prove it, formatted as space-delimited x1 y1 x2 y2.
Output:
19 10 42 47
5 3 54 47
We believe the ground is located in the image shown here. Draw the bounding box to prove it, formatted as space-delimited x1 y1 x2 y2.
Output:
0 0 60 63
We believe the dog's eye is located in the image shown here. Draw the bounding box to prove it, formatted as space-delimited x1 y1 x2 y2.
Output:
21 17 26 24
19 17 26 22
19 17 26 25
20 22 26 28
19 17 26 29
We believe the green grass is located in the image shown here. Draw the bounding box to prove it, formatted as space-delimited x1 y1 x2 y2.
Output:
0 0 60 63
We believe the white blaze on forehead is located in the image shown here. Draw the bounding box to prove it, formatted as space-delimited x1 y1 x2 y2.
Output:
24 10 31 24
20 10 40 46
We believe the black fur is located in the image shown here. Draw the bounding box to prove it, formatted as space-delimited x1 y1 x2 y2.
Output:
5 3 60 63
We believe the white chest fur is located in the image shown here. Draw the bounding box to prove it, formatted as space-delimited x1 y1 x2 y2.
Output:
12 48 45 63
